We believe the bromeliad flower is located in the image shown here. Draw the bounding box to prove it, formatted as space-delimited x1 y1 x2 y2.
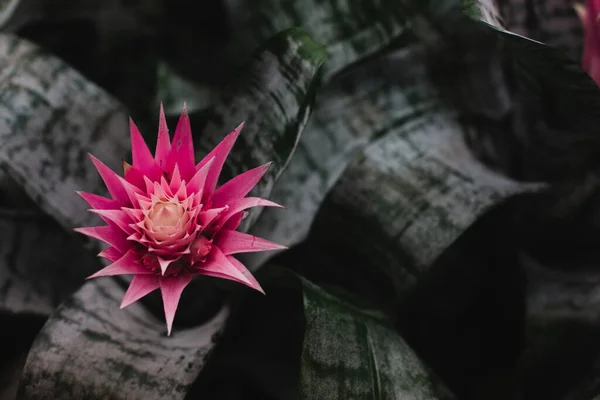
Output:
576 0 600 85
75 105 285 335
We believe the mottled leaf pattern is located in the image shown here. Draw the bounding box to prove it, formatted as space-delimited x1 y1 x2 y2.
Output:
245 47 437 267
0 34 129 231
197 27 327 232
299 275 452 399
495 0 583 61
18 278 229 400
0 209 98 315
178 0 457 86
305 96 538 306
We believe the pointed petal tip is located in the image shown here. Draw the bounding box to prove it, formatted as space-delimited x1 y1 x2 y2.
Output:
231 121 245 136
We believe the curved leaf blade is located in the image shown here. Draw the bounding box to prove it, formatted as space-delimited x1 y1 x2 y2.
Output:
197 27 327 232
0 209 99 316
299 274 452 399
0 33 129 231
18 279 229 400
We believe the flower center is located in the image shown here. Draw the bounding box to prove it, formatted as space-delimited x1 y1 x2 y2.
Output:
148 201 183 228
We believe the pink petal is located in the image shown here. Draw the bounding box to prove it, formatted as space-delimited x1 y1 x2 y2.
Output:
159 176 174 198
214 229 286 255
187 157 214 196
90 209 134 234
77 191 119 210
198 206 228 227
211 197 283 232
197 247 262 292
74 226 130 253
123 165 147 189
121 274 160 309
143 176 155 195
166 105 196 180
89 154 143 207
122 207 144 221
98 247 122 262
157 257 174 275
89 155 131 205
130 118 156 172
159 275 192 336
155 103 172 170
169 164 182 193
197 122 244 201
211 162 271 208
88 250 152 279
227 256 264 294
221 212 244 231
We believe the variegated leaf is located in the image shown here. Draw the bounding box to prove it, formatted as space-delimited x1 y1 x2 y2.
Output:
0 209 99 316
299 274 453 399
0 33 129 231
188 266 455 399
18 279 229 400
171 0 458 87
197 27 327 232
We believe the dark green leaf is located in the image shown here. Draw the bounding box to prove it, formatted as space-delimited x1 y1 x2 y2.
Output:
197 27 327 231
0 209 99 316
172 0 458 86
298 273 452 399
188 265 454 400
18 279 229 400
0 33 129 231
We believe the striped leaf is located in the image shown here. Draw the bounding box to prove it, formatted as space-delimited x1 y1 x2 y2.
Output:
493 0 583 61
196 27 327 232
244 47 435 268
0 34 129 231
0 33 129 319
188 266 454 399
172 0 456 86
299 273 453 399
0 209 99 316
18 278 229 400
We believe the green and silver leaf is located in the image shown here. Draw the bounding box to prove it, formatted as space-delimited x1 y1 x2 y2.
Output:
189 265 454 400
299 275 454 399
197 27 327 232
172 0 458 87
18 279 229 400
0 33 129 231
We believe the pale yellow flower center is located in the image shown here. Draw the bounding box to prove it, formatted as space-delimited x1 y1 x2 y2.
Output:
149 202 182 228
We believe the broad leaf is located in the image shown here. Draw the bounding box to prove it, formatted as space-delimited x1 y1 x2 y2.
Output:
188 266 454 399
0 209 99 316
170 0 457 87
298 275 454 399
0 33 129 230
18 278 229 400
0 33 128 317
491 0 583 61
197 27 327 231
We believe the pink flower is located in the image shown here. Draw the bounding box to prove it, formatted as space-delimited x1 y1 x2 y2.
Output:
75 105 285 335
576 0 600 85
